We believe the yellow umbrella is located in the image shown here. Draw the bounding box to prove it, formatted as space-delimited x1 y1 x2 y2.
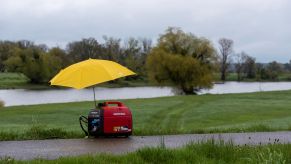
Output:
50 58 136 106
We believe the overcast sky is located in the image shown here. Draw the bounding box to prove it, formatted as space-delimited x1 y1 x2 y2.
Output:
0 0 290 62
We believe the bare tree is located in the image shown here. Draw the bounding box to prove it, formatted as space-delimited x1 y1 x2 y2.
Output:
103 36 122 62
17 40 35 49
235 52 247 81
243 55 256 79
218 38 233 81
66 38 102 62
140 38 152 55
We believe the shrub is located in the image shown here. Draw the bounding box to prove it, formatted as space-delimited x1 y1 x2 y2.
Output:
146 27 216 94
0 100 4 108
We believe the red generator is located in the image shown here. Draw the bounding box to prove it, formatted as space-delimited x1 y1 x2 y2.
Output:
79 101 132 137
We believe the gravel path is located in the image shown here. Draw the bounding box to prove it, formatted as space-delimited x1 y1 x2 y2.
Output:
1 131 291 160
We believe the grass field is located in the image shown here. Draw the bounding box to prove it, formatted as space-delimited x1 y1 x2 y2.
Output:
214 72 291 82
0 73 52 90
1 141 291 163
0 73 29 89
1 90 291 140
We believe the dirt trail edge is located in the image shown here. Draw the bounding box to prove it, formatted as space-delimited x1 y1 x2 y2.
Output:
1 131 291 160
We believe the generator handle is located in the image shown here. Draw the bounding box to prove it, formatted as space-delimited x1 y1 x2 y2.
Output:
104 101 124 107
79 115 89 136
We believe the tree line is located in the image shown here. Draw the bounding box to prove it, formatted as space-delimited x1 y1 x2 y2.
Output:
0 27 290 94
218 38 291 82
0 37 152 83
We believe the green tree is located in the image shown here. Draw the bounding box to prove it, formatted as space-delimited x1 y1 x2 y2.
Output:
266 61 283 80
4 47 61 83
257 61 283 80
49 47 72 68
0 41 19 72
146 27 216 94
4 47 25 73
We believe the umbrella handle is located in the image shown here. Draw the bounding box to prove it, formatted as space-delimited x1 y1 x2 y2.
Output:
93 87 97 108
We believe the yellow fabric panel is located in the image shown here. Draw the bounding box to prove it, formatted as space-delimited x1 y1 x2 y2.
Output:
50 59 136 89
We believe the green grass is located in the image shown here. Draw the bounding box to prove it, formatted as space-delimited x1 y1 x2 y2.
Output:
1 90 291 140
0 73 28 82
0 73 28 88
1 141 291 163
278 73 291 81
214 72 291 82
0 73 51 89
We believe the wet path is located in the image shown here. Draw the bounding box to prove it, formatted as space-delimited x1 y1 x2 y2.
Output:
1 131 291 160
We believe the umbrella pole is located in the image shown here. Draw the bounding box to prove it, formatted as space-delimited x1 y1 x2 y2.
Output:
93 87 97 108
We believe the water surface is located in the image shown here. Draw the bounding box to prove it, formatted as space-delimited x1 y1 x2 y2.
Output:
1 82 291 106
0 87 174 106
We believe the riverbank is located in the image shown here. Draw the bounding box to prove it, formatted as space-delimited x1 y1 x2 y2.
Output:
1 90 291 141
214 72 291 82
0 73 151 89
1 72 291 90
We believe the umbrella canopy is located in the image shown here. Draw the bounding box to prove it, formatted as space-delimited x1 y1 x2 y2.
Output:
50 58 136 89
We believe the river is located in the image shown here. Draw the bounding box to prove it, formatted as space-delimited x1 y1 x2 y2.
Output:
0 82 291 106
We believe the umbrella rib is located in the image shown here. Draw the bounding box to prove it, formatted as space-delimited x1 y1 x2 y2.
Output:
91 61 116 81
72 68 83 89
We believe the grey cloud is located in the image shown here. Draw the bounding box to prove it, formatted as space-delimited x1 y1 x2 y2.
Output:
0 0 290 62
